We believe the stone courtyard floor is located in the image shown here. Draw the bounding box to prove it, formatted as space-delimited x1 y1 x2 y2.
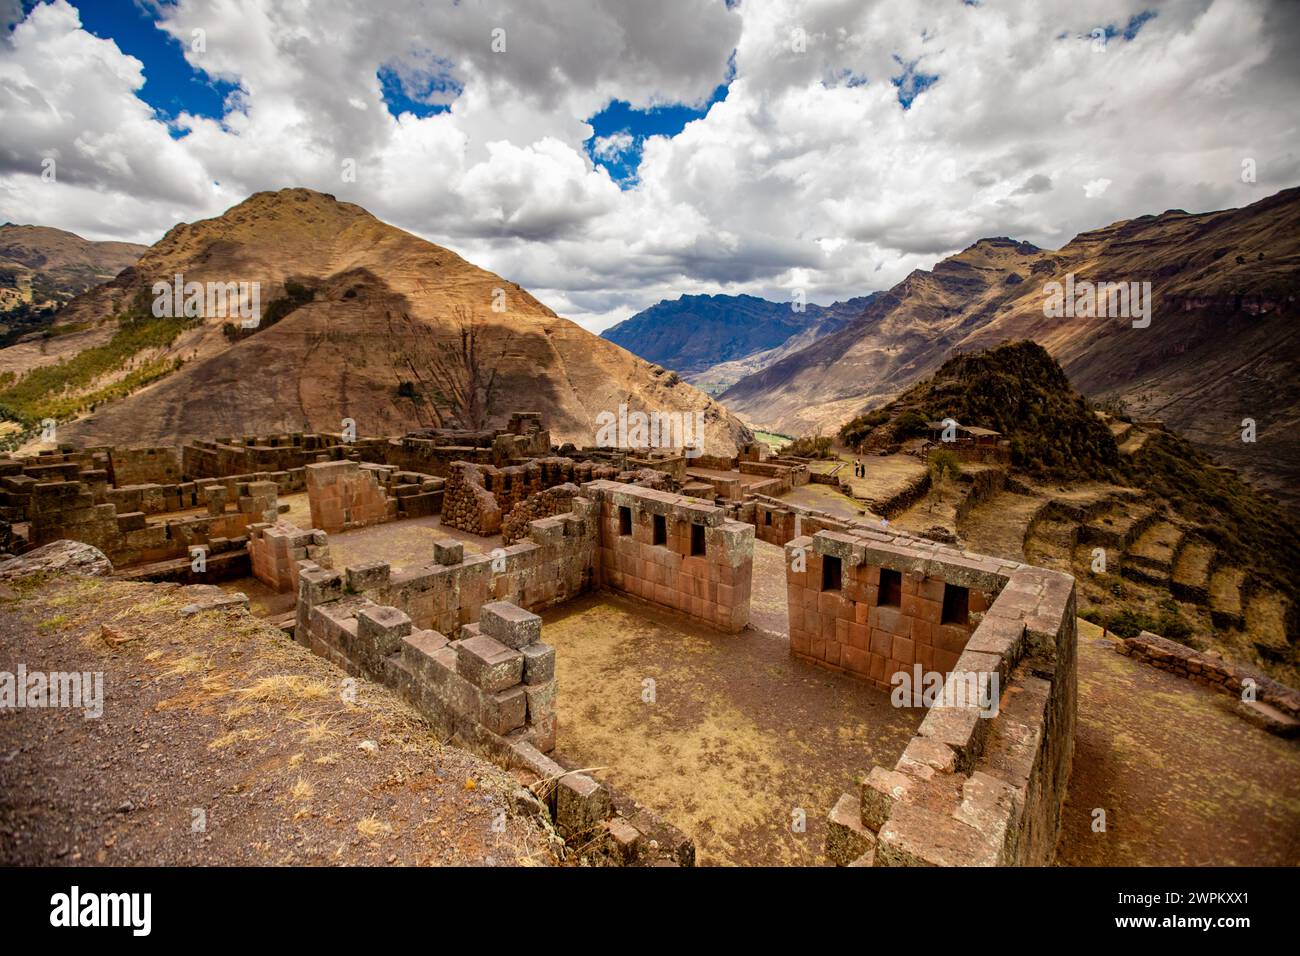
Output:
540 590 923 866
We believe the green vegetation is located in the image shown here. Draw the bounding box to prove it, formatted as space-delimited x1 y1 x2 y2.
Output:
839 341 1120 480
752 429 793 451
784 434 836 458
0 313 195 425
927 446 962 487
1127 429 1300 605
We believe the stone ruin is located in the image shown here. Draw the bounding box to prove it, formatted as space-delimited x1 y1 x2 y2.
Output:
0 412 1081 867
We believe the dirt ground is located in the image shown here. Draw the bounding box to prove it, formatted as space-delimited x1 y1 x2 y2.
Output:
0 574 556 866
1057 621 1300 865
540 590 922 866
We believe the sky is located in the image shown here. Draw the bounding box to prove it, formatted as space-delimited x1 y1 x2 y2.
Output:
1 0 1298 333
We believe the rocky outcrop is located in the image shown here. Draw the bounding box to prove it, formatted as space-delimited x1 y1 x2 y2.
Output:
0 539 112 580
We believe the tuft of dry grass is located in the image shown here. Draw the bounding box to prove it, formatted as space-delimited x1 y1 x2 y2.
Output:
356 815 392 838
289 777 315 802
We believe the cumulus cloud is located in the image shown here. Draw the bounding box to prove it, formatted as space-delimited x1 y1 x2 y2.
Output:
1 0 1298 332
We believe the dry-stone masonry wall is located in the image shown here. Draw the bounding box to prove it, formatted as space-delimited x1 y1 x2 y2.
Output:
813 527 1078 867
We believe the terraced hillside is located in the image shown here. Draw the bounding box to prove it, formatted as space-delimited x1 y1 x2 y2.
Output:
805 343 1298 687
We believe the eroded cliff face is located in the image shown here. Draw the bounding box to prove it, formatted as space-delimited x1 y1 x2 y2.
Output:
721 188 1300 506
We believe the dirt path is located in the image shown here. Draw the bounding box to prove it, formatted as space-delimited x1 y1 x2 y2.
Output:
1057 621 1300 865
0 575 554 866
540 591 922 866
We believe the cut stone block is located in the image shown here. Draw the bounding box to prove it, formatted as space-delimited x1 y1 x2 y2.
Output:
454 634 524 692
555 773 611 839
479 601 542 649
356 604 412 656
481 685 527 735
433 539 464 565
523 679 557 723
826 792 877 866
606 817 641 865
521 642 556 684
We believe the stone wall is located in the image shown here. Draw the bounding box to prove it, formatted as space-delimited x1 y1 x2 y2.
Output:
305 460 395 533
586 480 754 633
248 520 332 593
501 483 581 545
108 447 181 486
1117 631 1300 733
300 589 558 753
183 433 348 478
442 458 620 537
299 504 599 651
786 530 994 688
817 528 1078 867
28 477 279 568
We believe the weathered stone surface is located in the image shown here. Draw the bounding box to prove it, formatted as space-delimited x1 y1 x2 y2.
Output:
356 604 412 656
826 792 877 866
479 601 542 649
606 817 642 865
433 539 464 565
454 634 524 692
480 685 527 735
0 539 112 580
555 772 611 838
521 642 556 684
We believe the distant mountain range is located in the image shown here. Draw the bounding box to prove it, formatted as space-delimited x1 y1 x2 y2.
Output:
0 189 749 454
0 224 146 347
602 292 878 396
720 187 1300 510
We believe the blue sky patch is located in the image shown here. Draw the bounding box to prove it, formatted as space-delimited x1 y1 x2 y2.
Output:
378 56 461 119
584 81 730 187
891 56 939 109
49 0 239 131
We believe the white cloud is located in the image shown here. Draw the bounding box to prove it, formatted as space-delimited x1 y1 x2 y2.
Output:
1 0 1298 332
592 130 635 162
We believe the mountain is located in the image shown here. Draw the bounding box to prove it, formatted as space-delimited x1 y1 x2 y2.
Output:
0 225 146 346
602 293 876 395
721 187 1300 508
841 341 1299 682
0 189 749 454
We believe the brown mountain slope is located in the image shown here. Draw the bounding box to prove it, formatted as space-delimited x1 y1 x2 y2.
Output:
3 189 747 454
0 224 146 346
722 187 1300 506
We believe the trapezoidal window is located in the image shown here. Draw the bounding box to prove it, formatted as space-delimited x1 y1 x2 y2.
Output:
690 523 706 556
618 505 632 536
878 568 902 607
652 513 667 546
941 583 970 626
821 555 842 592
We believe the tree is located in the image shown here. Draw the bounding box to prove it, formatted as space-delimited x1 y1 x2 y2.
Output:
927 447 961 510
